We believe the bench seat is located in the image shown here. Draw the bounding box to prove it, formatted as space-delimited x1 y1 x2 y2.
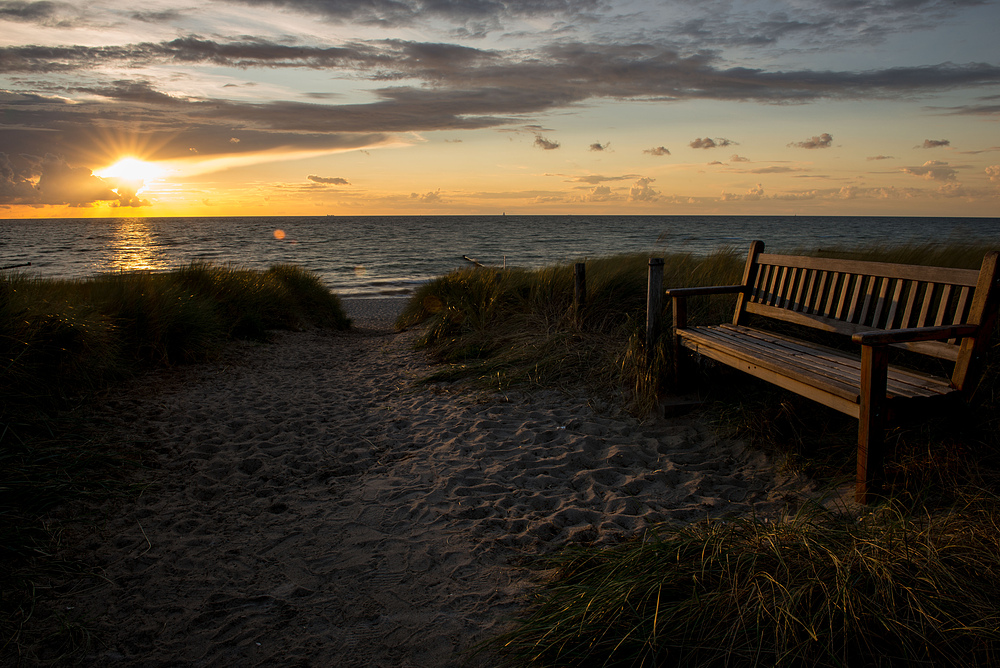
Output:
679 324 956 414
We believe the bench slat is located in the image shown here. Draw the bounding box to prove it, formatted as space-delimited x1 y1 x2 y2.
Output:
681 325 953 399
757 253 981 286
935 284 954 327
901 281 919 328
683 327 863 398
885 280 905 329
743 301 963 361
917 283 936 327
715 325 955 396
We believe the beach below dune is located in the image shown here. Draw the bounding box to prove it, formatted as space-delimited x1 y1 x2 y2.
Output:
26 298 820 666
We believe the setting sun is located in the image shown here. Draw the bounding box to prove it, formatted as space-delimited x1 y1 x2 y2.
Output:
96 158 166 185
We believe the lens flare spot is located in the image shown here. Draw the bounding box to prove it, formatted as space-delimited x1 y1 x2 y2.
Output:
274 229 286 240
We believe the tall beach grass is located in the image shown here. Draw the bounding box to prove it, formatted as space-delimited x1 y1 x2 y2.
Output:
0 263 350 658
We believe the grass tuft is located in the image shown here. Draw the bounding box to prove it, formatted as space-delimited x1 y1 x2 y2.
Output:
495 496 1000 667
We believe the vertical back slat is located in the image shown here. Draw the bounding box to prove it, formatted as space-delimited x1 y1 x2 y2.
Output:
954 286 972 323
871 278 891 327
791 267 807 311
819 272 837 317
766 264 780 305
885 279 905 329
802 269 819 313
917 283 936 327
900 280 920 328
847 275 866 322
858 275 878 326
835 273 853 319
774 266 787 307
934 284 954 326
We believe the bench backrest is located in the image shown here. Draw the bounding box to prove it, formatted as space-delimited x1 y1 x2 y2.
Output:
733 241 1000 390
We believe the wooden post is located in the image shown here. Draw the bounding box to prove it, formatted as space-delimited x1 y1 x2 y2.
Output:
574 262 586 323
646 258 664 357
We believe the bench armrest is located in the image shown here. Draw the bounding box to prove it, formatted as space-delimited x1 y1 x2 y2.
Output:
852 324 979 346
663 284 747 298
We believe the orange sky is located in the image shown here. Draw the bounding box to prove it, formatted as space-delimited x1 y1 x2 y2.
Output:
2 0 999 218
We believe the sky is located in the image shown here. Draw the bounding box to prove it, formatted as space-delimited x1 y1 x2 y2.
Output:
1 0 999 218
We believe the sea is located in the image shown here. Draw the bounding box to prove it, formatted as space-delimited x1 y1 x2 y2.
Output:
2 216 998 298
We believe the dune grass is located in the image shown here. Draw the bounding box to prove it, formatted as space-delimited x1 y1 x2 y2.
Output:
399 240 1000 668
0 263 350 658
397 249 745 412
494 496 1000 667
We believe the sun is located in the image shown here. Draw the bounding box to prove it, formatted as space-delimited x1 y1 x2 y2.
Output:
95 157 166 184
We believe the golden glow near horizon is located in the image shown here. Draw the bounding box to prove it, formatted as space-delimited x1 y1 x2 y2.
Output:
1 1 998 218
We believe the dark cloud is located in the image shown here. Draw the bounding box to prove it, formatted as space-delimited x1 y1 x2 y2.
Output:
690 137 735 149
919 139 951 148
534 135 560 150
933 102 1000 116
589 141 609 151
130 9 184 23
220 0 601 27
660 0 989 55
749 166 801 174
308 175 350 184
0 152 130 206
5 35 1000 170
902 160 958 181
867 154 896 160
0 1 65 22
730 154 750 162
567 174 639 184
789 133 833 149
643 146 670 156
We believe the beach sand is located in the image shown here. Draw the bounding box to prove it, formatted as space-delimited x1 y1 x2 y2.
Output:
34 298 819 666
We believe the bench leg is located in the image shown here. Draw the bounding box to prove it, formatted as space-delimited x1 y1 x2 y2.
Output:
857 345 889 504
671 296 691 385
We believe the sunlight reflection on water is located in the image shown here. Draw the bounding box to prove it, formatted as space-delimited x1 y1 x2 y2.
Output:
107 218 170 272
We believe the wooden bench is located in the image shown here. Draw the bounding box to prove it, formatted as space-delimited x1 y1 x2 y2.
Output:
665 241 1000 503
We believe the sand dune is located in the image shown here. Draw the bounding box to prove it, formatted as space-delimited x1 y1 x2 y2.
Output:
40 300 815 666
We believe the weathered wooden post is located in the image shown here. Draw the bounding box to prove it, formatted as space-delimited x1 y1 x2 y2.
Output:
646 258 664 357
574 262 586 323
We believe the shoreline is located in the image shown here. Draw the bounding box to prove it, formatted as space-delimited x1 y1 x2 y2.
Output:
340 295 411 330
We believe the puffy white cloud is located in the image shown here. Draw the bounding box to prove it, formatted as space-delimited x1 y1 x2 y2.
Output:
584 185 613 201
986 165 1000 182
627 177 659 202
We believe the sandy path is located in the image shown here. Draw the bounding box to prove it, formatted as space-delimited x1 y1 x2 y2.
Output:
42 305 814 667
